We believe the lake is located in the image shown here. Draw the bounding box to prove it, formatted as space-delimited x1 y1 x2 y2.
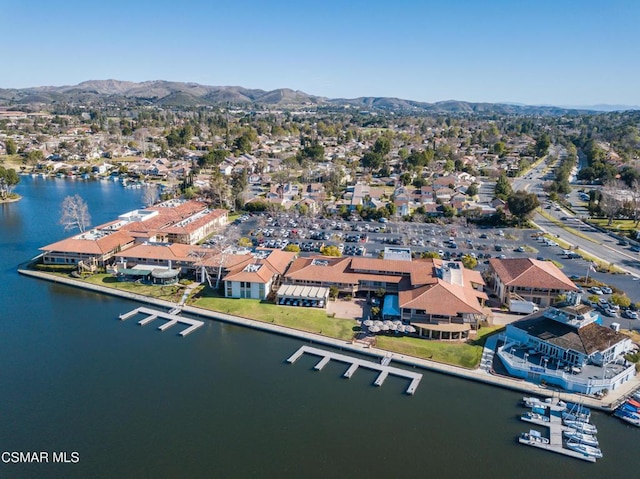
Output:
1 176 638 478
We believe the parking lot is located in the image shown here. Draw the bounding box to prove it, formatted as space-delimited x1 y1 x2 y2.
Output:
232 212 640 312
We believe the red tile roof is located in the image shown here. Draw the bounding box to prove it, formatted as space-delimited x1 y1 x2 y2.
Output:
489 258 578 291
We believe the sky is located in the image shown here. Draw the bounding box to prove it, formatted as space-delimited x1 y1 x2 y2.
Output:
2 0 639 106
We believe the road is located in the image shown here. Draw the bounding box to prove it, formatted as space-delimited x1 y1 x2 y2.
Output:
509 145 640 278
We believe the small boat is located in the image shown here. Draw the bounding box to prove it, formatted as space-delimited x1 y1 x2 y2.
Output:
562 412 590 423
565 440 603 459
563 419 597 434
563 402 591 421
627 397 640 409
522 412 549 423
519 429 550 445
522 397 552 408
531 406 547 415
614 408 640 427
619 402 640 415
563 430 599 447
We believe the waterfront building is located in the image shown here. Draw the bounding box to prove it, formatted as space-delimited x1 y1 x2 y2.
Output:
223 249 296 299
498 294 635 394
40 199 228 266
284 255 488 338
486 257 579 307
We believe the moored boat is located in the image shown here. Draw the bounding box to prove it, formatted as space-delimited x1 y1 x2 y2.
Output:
563 430 599 447
563 419 597 434
565 440 603 459
627 397 640 409
519 429 550 445
522 411 549 423
563 402 591 421
614 407 640 426
522 396 552 408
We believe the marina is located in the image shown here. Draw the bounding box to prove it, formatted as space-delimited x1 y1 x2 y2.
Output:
118 306 204 337
518 397 601 463
287 345 422 395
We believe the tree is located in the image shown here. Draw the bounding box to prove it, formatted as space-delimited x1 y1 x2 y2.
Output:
460 254 478 270
421 251 441 259
59 195 91 233
494 174 512 200
610 293 631 308
238 237 252 247
206 172 232 209
142 184 159 207
5 139 17 155
320 245 341 257
0 166 20 199
535 134 551 157
507 191 539 223
466 183 479 197
283 244 300 253
329 285 339 300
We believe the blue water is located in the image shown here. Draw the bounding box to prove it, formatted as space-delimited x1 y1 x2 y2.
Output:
1 177 639 479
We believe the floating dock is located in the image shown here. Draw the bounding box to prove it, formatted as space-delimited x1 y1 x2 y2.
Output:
519 400 599 463
287 345 422 395
118 306 203 337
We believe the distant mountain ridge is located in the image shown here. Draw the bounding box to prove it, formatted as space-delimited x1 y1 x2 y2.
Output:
0 79 605 115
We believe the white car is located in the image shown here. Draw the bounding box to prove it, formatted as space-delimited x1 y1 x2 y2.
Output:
601 286 613 294
589 287 604 295
623 310 639 320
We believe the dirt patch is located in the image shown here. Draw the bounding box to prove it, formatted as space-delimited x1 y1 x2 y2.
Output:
326 298 365 320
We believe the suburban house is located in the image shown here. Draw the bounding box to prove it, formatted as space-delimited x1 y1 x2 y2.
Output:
486 258 579 307
223 249 296 299
498 295 635 394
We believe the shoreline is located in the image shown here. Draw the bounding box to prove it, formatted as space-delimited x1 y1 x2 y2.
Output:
0 195 22 204
18 268 640 410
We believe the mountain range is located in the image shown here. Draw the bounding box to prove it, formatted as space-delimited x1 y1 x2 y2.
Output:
0 79 632 115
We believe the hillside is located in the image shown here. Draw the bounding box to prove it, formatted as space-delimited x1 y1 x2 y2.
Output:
0 79 592 115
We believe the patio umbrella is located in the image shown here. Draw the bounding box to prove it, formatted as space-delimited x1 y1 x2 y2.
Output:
388 322 398 331
405 325 416 333
383 320 394 327
396 325 406 333
374 320 384 328
369 326 380 333
392 320 403 326
380 323 390 331
363 319 374 327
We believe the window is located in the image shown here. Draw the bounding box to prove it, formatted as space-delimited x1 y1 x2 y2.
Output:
259 284 265 298
226 283 232 297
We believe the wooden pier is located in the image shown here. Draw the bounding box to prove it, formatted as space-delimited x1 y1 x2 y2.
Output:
287 345 422 395
118 306 204 337
519 400 599 463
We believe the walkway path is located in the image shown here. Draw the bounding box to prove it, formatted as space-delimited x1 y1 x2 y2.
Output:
18 268 640 410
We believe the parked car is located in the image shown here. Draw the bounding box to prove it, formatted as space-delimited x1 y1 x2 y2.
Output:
622 310 639 320
589 287 604 295
601 286 613 294
630 245 640 253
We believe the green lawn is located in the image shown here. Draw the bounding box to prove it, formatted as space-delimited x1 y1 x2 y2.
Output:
374 326 504 369
189 286 357 340
82 274 185 302
589 218 638 232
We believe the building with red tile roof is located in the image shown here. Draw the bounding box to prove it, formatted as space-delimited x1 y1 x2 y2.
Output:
487 257 579 307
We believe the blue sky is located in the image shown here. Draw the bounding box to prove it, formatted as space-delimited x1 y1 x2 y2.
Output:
2 0 639 105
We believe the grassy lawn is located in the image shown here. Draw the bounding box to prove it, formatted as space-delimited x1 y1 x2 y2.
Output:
189 286 357 340
82 274 185 302
589 218 638 232
374 326 504 369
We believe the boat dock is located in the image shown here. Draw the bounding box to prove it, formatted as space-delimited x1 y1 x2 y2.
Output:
287 345 422 395
519 400 598 463
118 306 204 337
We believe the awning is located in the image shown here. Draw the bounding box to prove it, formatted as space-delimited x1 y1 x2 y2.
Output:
382 294 400 317
276 284 329 300
151 268 180 279
411 322 471 332
117 268 152 276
